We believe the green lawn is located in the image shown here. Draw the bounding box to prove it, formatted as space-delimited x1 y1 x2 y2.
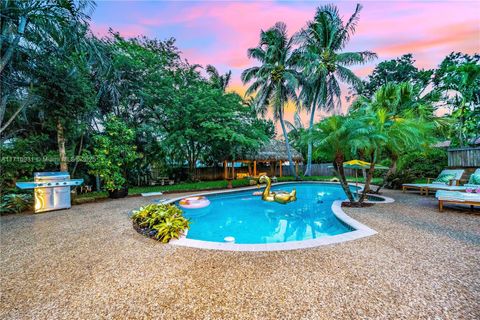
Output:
74 175 385 204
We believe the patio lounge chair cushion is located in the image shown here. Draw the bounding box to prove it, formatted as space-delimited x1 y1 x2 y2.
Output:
402 169 465 191
432 173 456 185
436 190 480 202
468 173 480 185
438 169 464 180
464 168 480 188
465 184 480 189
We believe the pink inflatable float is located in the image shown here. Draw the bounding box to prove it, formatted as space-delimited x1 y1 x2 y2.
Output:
179 196 210 209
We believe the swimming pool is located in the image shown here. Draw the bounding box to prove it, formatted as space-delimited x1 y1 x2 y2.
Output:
170 182 380 250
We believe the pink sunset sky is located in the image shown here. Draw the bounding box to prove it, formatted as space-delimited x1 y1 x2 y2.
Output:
90 0 480 126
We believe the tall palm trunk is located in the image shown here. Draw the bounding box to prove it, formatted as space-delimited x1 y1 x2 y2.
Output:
359 152 376 203
374 154 397 193
333 154 355 203
304 101 316 176
279 109 298 179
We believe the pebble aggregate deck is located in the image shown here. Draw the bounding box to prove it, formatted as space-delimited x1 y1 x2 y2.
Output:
1 189 479 319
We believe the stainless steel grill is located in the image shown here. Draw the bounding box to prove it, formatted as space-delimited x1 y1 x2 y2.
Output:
16 172 83 213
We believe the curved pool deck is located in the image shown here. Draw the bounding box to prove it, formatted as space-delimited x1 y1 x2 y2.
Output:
167 182 394 251
1 188 479 319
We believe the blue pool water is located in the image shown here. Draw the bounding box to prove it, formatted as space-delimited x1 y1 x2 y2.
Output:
176 183 356 244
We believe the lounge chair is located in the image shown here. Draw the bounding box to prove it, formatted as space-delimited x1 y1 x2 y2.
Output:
402 169 465 195
435 190 480 212
426 168 480 195
425 168 480 195
464 168 480 189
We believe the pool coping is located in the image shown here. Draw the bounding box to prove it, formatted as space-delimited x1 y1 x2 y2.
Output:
165 182 393 252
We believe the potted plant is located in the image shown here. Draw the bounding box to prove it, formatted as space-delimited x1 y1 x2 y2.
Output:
87 115 138 198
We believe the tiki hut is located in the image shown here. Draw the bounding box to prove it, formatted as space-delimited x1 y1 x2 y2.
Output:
223 140 304 179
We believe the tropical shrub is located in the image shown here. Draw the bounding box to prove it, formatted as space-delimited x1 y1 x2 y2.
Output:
398 148 447 179
131 204 189 243
384 170 417 189
86 116 138 193
0 193 33 214
0 135 51 189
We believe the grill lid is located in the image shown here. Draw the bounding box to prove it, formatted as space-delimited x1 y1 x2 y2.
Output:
34 172 70 181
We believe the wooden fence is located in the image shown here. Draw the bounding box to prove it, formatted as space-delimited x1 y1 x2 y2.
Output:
447 147 480 167
194 163 355 179
282 163 355 177
149 163 357 183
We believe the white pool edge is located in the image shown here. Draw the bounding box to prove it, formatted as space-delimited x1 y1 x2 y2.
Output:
165 182 393 252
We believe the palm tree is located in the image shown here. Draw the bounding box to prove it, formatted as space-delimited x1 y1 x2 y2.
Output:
241 22 300 179
351 106 433 200
205 65 232 92
351 82 436 193
295 4 377 176
0 0 95 135
310 115 358 202
285 112 306 157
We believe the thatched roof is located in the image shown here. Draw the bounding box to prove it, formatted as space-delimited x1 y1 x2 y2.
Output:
241 140 303 162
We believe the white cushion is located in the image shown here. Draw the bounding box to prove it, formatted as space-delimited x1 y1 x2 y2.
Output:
465 184 480 188
436 190 480 202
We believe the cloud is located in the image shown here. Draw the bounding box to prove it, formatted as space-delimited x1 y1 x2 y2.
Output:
91 0 480 129
176 2 315 69
89 22 150 38
377 21 479 57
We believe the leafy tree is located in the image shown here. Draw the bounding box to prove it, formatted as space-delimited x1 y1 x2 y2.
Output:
241 22 300 179
359 54 433 98
294 3 376 176
95 33 181 122
86 115 138 192
1 0 100 178
205 109 274 166
433 53 480 146
0 0 94 135
91 33 182 181
32 51 96 172
145 64 269 179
